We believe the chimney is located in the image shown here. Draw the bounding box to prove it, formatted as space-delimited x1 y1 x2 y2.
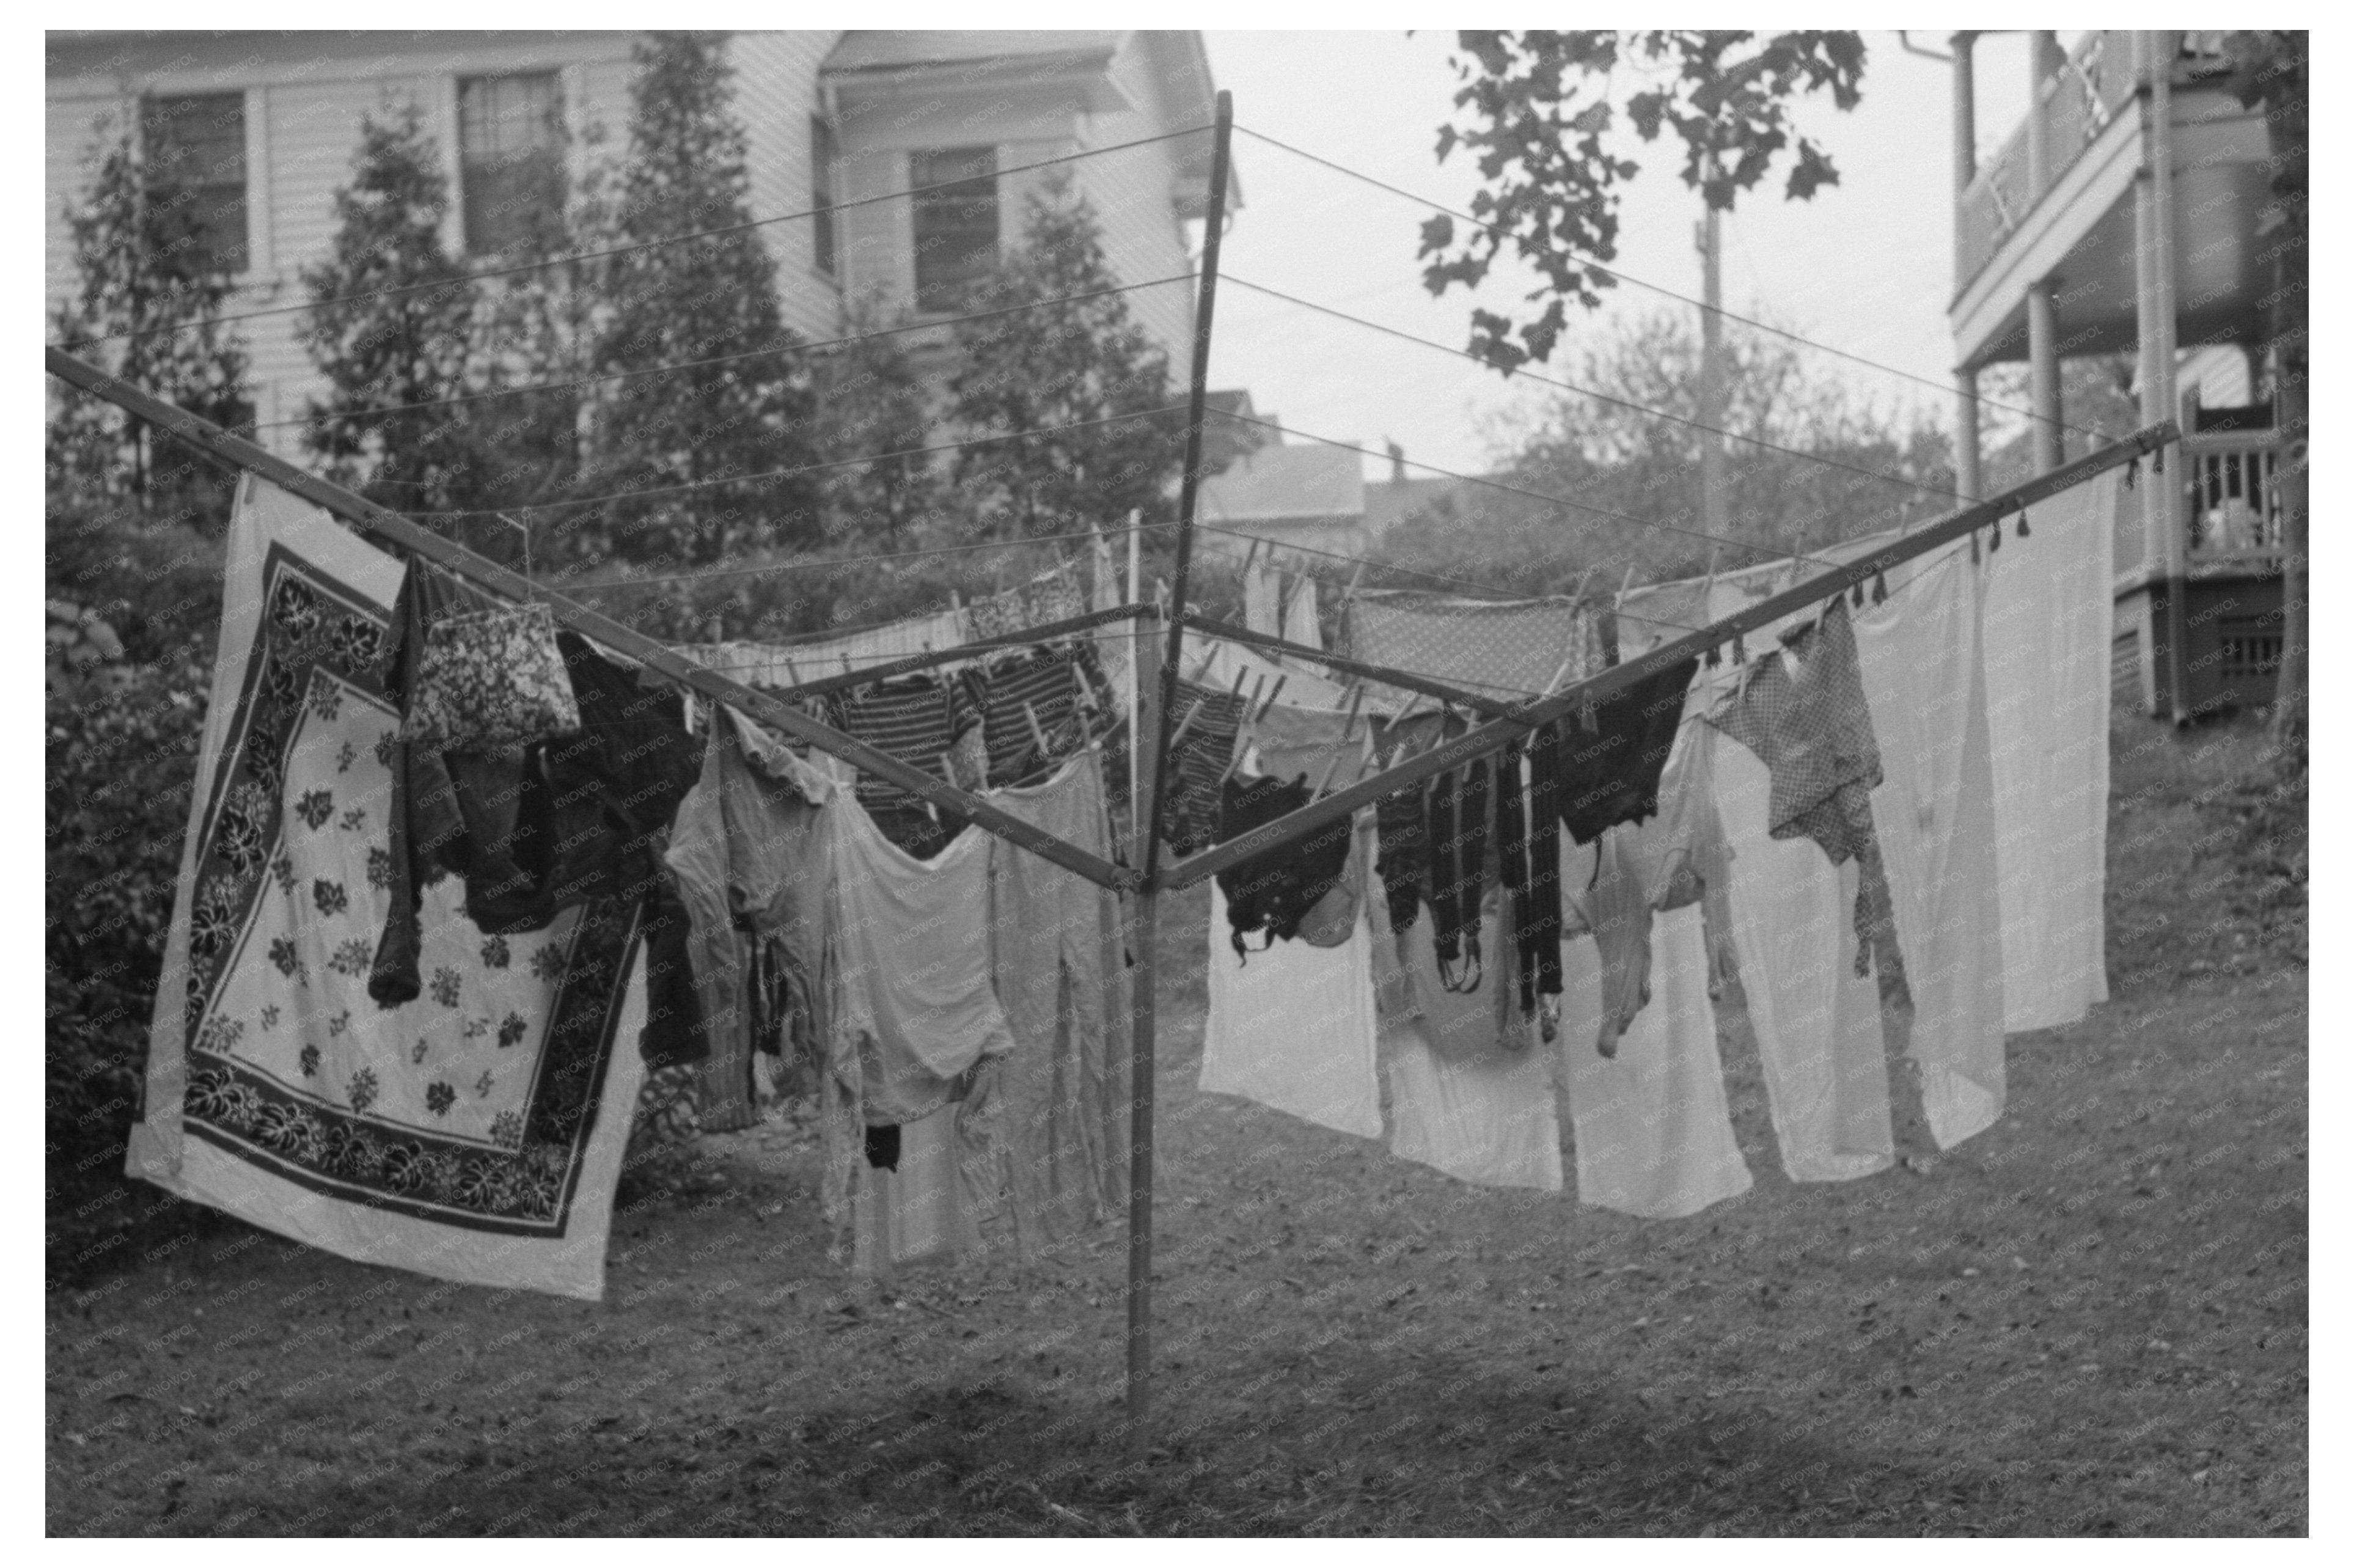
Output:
1385 439 1406 484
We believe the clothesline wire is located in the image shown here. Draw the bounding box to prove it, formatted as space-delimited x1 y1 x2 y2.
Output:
1223 410 1845 573
241 274 1197 434
1223 273 1963 505
563 519 1173 594
1231 121 2111 443
61 125 1215 349
416 403 1192 518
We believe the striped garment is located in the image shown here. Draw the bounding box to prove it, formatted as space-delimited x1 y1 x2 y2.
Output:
824 672 986 855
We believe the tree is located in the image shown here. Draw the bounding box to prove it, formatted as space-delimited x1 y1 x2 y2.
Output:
947 172 1182 541
2214 31 2308 752
1420 31 1867 370
808 295 953 548
586 31 821 570
48 112 252 535
1376 308 1953 595
295 100 486 519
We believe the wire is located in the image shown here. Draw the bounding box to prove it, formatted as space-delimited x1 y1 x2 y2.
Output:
1222 410 1844 573
1232 121 2111 442
1223 273 1963 505
417 403 1192 518
244 274 1195 434
62 125 1213 349
561 519 1172 592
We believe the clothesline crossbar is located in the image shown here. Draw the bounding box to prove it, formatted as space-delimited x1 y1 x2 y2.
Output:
1160 420 2177 892
1182 615 1533 722
768 601 1152 700
45 345 1137 896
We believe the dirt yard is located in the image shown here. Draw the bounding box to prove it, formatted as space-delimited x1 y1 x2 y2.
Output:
46 710 2307 1536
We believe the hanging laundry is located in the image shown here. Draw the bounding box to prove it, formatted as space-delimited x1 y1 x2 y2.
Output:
1282 571 1323 651
1242 555 1282 636
1198 821 1384 1140
1854 548 2006 1151
1980 471 2115 1030
1216 772 1354 954
1366 707 1454 935
1712 727 1896 1183
1558 902 1751 1220
1160 677 1247 855
827 797 1015 1128
969 757 1131 1255
1703 601 1902 989
684 603 968 689
1372 871 1562 1192
1555 655 1700 846
398 598 580 753
1346 588 1608 705
1238 701 1374 946
851 1101 985 1275
979 643 1110 786
967 561 1085 640
825 670 986 859
1426 755 1492 989
664 704 837 1134
1495 733 1566 1014
127 477 649 1301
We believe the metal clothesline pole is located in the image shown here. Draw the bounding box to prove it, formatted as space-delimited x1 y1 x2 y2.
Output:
1128 86 1236 1453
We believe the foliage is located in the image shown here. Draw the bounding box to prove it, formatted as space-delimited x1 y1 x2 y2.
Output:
583 31 822 570
947 172 1182 540
47 112 252 536
1420 30 1867 370
809 296 955 548
45 590 216 1272
2215 30 2308 753
295 100 488 519
1376 309 1953 595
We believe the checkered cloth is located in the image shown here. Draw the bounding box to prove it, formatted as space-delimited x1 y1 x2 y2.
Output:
1345 590 1608 707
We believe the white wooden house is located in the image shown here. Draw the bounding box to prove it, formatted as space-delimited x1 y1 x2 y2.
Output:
45 29 1228 453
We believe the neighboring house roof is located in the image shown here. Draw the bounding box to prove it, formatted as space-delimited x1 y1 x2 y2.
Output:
1200 443 1364 528
824 31 1125 73
1362 476 1464 541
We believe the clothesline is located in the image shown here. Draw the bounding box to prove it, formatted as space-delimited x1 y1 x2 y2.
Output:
1233 120 2114 443
243 275 1196 435
1224 273 1964 505
62 124 1215 349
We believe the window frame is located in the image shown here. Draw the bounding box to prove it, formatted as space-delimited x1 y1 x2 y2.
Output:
810 114 840 282
141 90 250 278
908 145 1000 317
456 71 565 258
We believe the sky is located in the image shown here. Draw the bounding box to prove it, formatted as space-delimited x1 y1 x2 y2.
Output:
1200 29 2054 479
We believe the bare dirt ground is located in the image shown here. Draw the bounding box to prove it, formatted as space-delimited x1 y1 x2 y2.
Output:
46 710 2306 1536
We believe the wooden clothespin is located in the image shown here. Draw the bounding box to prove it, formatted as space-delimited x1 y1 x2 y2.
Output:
2016 508 2031 539
1228 665 1250 702
1167 698 1205 752
840 653 854 678
782 657 801 686
1022 700 1054 762
1344 560 1368 603
1340 683 1366 744
1987 520 2001 554
1614 565 1637 611
1700 547 1723 665
1313 755 1343 799
1256 673 1288 719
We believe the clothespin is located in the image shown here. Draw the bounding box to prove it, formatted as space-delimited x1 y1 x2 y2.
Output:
1215 742 1248 789
782 657 801 686
2124 458 2138 491
1313 755 1343 799
1256 673 1288 719
1344 560 1368 603
1245 672 1267 722
1970 529 1981 564
494 514 535 603
1871 568 1889 604
1578 691 1598 734
840 653 854 677
1228 664 1250 702
1731 630 1747 665
2017 508 2031 539
1988 519 2003 554
1168 698 1205 752
2152 442 2165 475
1570 565 1598 607
1021 702 1054 762
1340 683 1366 744
1851 578 1868 606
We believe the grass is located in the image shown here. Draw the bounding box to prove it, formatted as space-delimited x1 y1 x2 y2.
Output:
45 709 2306 1536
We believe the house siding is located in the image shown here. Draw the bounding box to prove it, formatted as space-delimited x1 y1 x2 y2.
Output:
728 30 845 342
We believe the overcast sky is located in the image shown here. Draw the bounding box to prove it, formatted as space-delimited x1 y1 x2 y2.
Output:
1200 29 2054 478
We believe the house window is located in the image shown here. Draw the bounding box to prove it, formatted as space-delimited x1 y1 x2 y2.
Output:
909 147 998 314
142 93 248 276
458 73 563 255
810 115 838 279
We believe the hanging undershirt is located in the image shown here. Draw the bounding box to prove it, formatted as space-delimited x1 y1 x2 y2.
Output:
827 796 1014 1127
1215 772 1354 955
1853 547 2006 1151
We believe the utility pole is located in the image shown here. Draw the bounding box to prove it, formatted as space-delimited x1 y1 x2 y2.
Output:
1696 164 1729 543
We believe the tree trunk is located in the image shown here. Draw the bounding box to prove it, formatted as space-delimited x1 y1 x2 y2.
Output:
2256 32 2309 758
